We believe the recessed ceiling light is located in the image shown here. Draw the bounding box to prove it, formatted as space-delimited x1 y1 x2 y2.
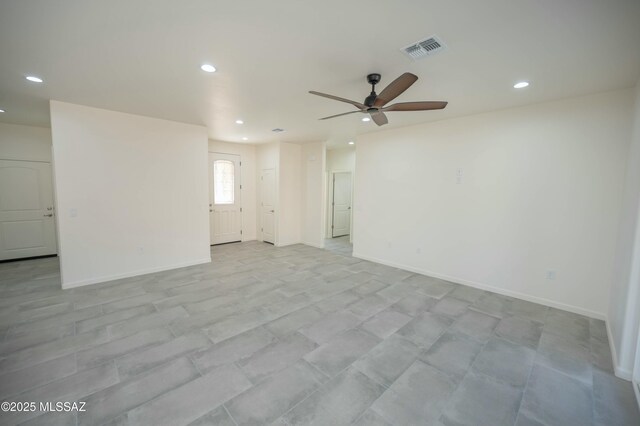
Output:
26 76 43 83
242 137 248 141
200 64 216 73
362 117 371 122
0 109 5 113
513 81 529 89
235 119 244 124
348 141 355 145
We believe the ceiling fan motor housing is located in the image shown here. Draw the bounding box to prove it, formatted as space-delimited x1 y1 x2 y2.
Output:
364 94 377 107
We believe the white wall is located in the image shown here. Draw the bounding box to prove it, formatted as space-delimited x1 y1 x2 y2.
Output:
50 101 210 288
302 142 326 248
278 142 302 246
609 81 640 379
0 122 52 162
208 140 257 241
326 147 355 172
354 89 633 319
257 142 280 172
326 147 355 238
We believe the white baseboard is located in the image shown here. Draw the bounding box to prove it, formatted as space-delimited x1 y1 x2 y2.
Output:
275 240 302 247
605 320 634 380
61 257 212 289
303 241 325 249
352 251 606 321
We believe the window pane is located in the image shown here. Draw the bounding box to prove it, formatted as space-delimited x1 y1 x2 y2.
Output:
213 160 234 204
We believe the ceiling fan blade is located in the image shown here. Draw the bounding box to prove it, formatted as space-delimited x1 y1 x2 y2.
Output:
371 111 388 126
383 101 448 112
319 110 362 120
373 73 418 107
309 91 366 110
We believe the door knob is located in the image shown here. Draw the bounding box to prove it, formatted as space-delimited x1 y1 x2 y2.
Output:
270 210 275 213
348 207 351 210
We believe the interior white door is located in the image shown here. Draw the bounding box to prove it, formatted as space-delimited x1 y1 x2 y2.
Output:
332 172 352 237
261 168 275 244
0 160 57 260
209 153 242 245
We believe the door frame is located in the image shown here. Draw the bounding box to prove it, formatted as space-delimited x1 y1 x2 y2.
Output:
208 151 243 245
326 170 353 239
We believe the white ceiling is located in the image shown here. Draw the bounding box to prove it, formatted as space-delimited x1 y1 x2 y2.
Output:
1 0 639 147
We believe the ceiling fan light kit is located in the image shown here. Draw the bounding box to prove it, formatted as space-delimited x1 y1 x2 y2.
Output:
310 72 447 126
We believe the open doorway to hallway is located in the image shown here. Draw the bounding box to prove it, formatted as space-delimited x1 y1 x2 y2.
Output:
330 171 352 238
324 144 355 255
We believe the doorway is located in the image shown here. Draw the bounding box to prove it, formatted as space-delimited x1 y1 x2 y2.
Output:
324 146 355 256
209 153 242 245
0 160 57 260
260 168 276 244
331 171 352 238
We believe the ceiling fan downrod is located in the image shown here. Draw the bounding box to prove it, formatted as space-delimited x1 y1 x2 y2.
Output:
365 73 381 107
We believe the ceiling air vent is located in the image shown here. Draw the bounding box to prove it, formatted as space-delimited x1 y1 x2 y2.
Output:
401 35 446 60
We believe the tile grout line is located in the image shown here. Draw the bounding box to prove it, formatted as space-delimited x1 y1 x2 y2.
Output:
275 385 323 424
512 345 538 425
434 313 507 424
222 403 239 426
189 353 206 378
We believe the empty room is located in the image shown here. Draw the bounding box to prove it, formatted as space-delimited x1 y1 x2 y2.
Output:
1 1 640 425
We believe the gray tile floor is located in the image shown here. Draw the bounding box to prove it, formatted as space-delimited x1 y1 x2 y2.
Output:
324 236 352 256
0 241 638 425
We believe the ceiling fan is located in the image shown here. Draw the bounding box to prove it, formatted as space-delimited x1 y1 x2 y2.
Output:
309 73 447 126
